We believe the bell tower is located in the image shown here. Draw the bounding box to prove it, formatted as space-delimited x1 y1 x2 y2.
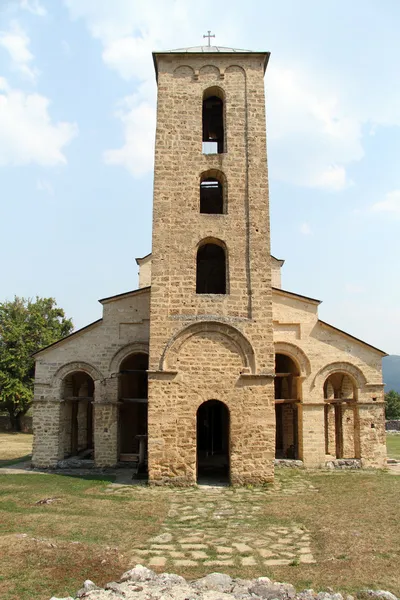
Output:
148 44 275 485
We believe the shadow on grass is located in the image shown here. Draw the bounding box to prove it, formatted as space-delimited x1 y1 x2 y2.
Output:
0 454 32 468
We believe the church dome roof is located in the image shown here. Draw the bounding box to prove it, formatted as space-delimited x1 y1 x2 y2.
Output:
164 45 253 53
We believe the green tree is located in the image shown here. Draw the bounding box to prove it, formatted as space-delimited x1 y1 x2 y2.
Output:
385 390 400 420
0 297 73 430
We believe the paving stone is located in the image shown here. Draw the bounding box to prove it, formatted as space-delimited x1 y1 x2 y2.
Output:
216 546 233 554
204 560 234 566
174 559 198 566
149 557 167 567
191 551 208 559
241 556 257 566
258 549 275 558
300 554 316 563
264 558 292 566
233 543 253 553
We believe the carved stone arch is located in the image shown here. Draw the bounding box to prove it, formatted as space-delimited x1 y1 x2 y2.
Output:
53 361 103 383
52 361 104 395
312 361 367 392
173 65 195 79
202 84 225 101
225 64 246 77
274 342 311 377
199 168 227 187
199 65 221 80
160 321 256 374
109 342 149 376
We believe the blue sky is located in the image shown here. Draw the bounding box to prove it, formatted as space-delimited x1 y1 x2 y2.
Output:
1 0 399 354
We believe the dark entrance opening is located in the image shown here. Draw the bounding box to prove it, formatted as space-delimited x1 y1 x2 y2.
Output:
118 353 148 476
196 242 226 294
197 400 229 483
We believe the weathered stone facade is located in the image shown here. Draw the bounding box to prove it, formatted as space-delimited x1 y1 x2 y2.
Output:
32 46 387 481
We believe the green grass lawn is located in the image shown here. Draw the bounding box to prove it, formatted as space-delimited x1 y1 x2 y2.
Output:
0 470 399 600
386 434 400 460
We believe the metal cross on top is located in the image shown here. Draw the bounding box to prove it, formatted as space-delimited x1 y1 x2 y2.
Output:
203 30 215 47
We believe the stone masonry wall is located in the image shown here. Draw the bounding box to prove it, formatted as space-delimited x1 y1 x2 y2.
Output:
272 290 386 468
32 291 150 468
148 52 275 484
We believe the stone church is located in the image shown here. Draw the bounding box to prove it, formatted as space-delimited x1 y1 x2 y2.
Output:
32 45 387 484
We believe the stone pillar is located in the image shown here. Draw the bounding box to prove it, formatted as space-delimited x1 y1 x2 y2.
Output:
326 404 336 456
32 399 64 467
357 403 387 468
300 403 326 467
76 401 86 451
342 403 355 458
93 378 118 467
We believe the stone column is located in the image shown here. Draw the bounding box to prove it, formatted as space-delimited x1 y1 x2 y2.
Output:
342 403 355 458
32 398 64 467
93 378 118 467
326 403 336 456
300 403 326 467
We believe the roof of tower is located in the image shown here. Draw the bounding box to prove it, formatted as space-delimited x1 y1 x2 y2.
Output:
152 46 270 77
164 45 253 53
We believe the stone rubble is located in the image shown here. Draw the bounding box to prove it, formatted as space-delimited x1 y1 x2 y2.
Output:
49 565 398 600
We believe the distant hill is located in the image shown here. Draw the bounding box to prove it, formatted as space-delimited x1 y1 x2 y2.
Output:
383 355 400 392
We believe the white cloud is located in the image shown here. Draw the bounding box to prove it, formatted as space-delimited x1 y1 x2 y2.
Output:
299 222 312 235
36 177 54 195
0 21 38 82
266 66 363 191
0 78 78 166
64 0 198 177
370 190 400 216
19 0 47 17
103 92 156 177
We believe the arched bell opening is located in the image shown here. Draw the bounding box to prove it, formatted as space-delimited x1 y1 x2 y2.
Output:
275 353 301 459
202 87 225 154
200 170 226 214
323 372 358 459
197 400 230 484
118 353 148 475
62 371 94 459
196 239 227 294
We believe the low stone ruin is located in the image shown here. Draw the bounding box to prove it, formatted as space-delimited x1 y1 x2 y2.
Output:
50 564 398 600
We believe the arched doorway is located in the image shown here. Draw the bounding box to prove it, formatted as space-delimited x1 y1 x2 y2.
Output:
118 353 148 473
275 353 300 459
197 400 229 483
324 372 358 458
62 371 94 459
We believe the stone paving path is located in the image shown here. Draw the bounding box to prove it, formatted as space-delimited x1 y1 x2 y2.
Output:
105 475 318 569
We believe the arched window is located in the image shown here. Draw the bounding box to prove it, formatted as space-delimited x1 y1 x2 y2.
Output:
200 171 225 214
202 88 224 154
196 241 227 294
